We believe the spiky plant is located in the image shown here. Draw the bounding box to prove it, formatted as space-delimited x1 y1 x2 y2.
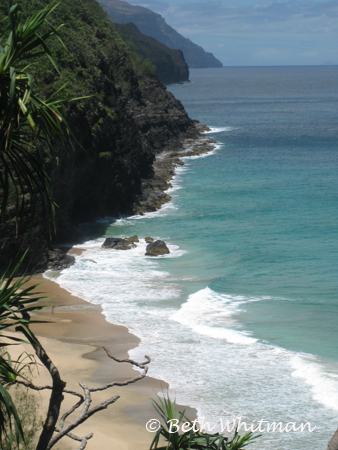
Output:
150 395 260 450
0 249 49 447
0 0 84 225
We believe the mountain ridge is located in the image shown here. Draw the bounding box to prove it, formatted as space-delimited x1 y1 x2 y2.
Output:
98 0 223 68
116 22 189 84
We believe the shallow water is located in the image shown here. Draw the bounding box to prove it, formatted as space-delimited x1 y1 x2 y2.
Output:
47 66 338 449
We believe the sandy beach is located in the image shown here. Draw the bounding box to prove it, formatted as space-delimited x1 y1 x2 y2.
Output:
9 271 195 450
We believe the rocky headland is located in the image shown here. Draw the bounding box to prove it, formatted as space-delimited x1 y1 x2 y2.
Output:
133 130 216 214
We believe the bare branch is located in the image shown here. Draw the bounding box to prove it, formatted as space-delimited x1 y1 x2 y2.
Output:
47 382 119 450
47 352 151 449
328 428 338 450
58 396 84 430
66 432 94 442
76 436 92 450
88 348 151 392
15 316 151 450
103 349 151 368
15 368 88 432
16 380 84 400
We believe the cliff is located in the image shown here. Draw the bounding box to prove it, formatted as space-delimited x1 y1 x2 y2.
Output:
116 23 189 84
0 0 205 271
98 0 223 68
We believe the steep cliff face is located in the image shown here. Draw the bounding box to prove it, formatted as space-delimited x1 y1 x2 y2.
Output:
98 0 223 68
0 0 199 271
116 23 189 84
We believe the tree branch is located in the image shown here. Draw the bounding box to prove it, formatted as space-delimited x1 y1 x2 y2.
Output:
16 379 85 431
88 347 150 392
76 435 93 450
47 352 151 449
15 319 151 450
47 382 119 449
66 431 94 442
328 428 338 450
16 380 83 400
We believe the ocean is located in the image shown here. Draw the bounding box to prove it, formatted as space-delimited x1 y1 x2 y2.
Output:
46 66 338 449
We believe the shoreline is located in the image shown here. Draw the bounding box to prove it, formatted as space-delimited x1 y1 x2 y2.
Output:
9 130 217 448
133 128 217 214
22 273 196 449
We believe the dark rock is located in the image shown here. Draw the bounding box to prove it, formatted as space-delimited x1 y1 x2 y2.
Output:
115 240 136 250
133 126 215 214
126 235 139 243
193 120 211 133
102 238 123 248
145 240 170 256
102 237 136 250
145 237 154 243
47 249 75 271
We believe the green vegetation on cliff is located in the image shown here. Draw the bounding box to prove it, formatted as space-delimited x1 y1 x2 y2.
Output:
1 0 153 134
116 22 189 84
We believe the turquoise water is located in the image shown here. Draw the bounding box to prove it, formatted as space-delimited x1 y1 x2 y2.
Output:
167 66 338 360
48 66 338 449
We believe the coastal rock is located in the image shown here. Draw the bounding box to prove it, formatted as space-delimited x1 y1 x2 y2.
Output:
145 240 170 256
193 120 211 133
115 240 136 250
102 238 122 248
102 238 136 250
145 237 154 243
126 235 139 243
133 127 215 214
47 249 75 271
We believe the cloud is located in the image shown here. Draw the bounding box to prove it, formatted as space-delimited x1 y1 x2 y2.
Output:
126 0 338 65
127 0 338 39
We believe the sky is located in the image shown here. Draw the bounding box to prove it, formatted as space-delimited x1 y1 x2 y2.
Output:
126 0 338 66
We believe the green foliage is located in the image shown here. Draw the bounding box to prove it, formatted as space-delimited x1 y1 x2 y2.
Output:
0 250 49 448
150 396 260 450
115 22 189 83
99 151 112 158
0 250 48 341
130 51 155 76
0 0 84 224
104 106 115 120
0 0 139 97
0 0 158 166
2 386 43 450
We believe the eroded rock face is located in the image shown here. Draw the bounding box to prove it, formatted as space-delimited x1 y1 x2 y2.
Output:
145 239 169 256
47 249 75 271
102 237 136 250
126 235 139 243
